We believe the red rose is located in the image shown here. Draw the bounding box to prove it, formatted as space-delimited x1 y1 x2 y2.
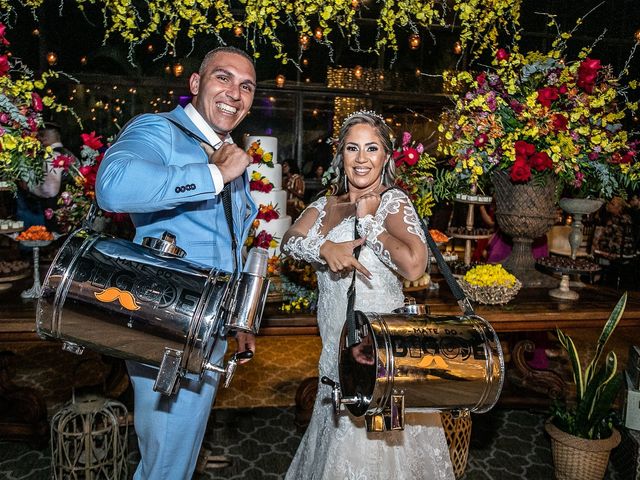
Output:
529 151 553 172
81 131 104 150
536 86 559 108
577 58 601 93
558 84 568 95
79 165 98 190
510 159 531 182
496 48 510 61
0 55 9 76
476 72 487 87
551 114 568 132
514 140 536 161
474 134 489 148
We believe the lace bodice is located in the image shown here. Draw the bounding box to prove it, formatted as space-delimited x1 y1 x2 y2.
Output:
284 189 454 480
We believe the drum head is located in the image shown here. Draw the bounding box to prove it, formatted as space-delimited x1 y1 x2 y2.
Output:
338 312 378 417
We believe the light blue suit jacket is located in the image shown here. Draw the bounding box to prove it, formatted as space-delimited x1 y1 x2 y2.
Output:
96 106 257 271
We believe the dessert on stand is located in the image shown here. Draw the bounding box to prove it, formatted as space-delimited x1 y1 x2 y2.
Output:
536 256 600 300
447 193 494 266
11 226 57 299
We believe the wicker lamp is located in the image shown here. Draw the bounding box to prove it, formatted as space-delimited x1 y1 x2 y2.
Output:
51 392 128 479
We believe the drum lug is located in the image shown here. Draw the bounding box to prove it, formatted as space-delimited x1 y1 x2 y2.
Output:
364 395 405 432
62 341 85 355
154 347 183 395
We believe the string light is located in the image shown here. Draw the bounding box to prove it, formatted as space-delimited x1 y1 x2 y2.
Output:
415 68 422 77
635 29 640 43
32 28 40 36
354 65 363 79
233 25 244 37
46 52 58 66
302 58 309 67
314 27 323 40
299 35 310 50
80 56 87 65
453 41 463 55
408 33 421 50
275 74 285 87
172 62 184 77
146 44 154 53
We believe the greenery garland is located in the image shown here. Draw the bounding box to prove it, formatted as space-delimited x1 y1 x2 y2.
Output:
1 0 522 63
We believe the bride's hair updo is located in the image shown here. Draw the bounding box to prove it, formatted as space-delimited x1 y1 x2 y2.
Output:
329 110 396 195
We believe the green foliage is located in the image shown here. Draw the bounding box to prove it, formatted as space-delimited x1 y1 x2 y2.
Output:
550 293 626 439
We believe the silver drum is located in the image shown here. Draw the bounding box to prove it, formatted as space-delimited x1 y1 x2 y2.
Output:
37 229 237 395
324 309 504 431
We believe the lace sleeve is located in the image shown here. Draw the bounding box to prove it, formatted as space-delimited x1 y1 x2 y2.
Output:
356 188 427 279
282 197 328 264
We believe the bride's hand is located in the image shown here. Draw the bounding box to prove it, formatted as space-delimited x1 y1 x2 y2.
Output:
356 192 381 218
320 238 372 279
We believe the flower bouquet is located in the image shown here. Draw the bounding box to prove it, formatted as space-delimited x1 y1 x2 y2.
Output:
393 130 462 218
459 264 522 305
50 132 129 234
438 15 639 200
0 22 56 191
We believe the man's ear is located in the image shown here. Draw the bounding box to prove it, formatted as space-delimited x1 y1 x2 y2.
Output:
189 73 200 96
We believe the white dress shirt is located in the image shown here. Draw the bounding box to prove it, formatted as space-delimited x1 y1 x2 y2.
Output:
184 103 233 194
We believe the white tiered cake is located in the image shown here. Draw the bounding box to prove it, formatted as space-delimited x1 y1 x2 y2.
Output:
245 136 292 257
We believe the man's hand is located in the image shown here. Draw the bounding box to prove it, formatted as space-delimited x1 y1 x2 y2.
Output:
234 332 255 364
201 142 252 184
320 238 372 279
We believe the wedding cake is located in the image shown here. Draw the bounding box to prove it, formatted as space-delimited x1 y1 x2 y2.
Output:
245 136 292 258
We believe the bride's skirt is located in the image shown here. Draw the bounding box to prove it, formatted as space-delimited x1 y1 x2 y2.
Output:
285 382 455 480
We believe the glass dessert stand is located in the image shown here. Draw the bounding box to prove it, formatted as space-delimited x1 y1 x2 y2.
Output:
18 239 54 299
536 256 601 300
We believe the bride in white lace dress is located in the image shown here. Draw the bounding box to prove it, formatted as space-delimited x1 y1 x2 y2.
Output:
282 111 455 480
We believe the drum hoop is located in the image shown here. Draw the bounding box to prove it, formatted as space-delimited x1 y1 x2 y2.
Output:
184 269 231 376
368 313 395 416
51 230 101 336
468 314 505 413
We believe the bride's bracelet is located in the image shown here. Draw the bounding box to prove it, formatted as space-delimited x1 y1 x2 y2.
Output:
282 234 327 264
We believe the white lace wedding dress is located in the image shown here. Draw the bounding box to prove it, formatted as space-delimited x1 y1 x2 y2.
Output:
283 190 455 480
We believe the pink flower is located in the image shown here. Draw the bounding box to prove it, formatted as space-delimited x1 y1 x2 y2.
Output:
476 72 487 87
0 55 9 76
0 23 9 46
31 92 43 112
61 191 73 206
573 171 584 188
44 208 54 220
496 48 510 61
81 131 104 150
401 147 420 166
401 131 412 147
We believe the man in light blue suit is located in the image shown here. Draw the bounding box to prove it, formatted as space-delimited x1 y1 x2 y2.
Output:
96 46 259 479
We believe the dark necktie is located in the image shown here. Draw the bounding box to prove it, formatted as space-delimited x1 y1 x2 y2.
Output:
222 182 238 272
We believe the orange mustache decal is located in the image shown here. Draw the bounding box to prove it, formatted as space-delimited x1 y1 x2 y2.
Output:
94 287 141 311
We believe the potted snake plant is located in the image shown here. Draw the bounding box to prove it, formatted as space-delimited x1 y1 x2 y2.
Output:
545 292 626 480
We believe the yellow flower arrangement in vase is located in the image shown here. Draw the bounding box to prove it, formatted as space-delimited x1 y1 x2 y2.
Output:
459 264 522 305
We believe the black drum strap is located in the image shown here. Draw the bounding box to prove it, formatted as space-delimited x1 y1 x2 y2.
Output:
345 219 362 348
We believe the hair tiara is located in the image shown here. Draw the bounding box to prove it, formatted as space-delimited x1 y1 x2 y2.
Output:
341 110 386 128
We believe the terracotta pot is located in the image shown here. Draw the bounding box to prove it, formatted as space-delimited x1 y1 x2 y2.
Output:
545 420 621 480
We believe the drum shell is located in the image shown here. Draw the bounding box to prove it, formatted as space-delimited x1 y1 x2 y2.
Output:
37 229 231 377
338 311 504 416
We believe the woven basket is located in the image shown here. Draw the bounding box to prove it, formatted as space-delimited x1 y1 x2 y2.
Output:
545 420 621 480
441 411 472 479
